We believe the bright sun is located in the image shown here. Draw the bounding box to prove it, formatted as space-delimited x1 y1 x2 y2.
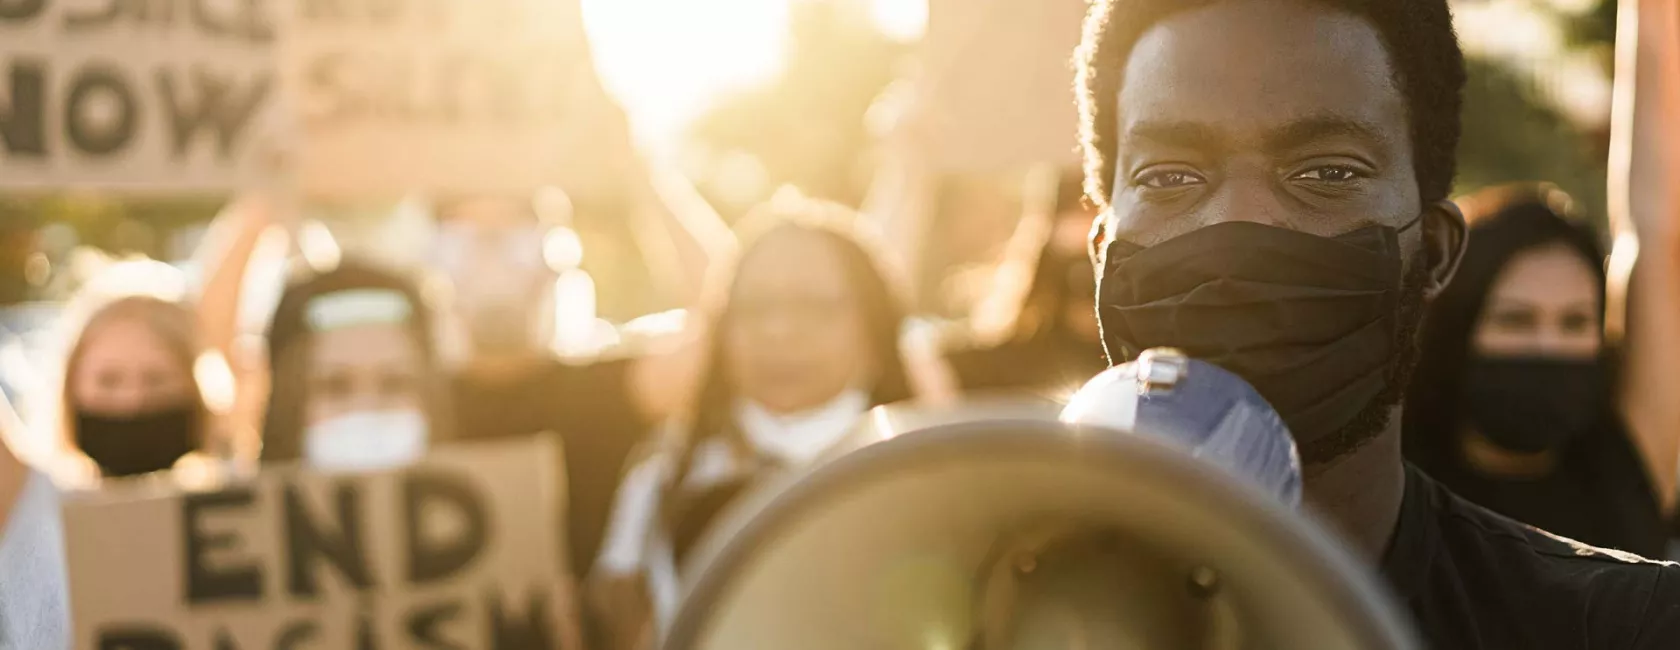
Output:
582 0 928 156
582 0 793 154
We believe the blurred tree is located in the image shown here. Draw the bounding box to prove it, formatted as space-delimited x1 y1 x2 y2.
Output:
688 0 907 210
1563 0 1618 50
1457 57 1608 222
1455 0 1618 225
0 202 41 306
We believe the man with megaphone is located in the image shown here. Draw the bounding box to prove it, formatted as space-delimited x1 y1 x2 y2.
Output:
666 1 1680 648
1073 0 1680 647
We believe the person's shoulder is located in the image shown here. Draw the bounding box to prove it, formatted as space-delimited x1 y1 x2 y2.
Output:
1424 476 1680 646
1442 494 1673 580
1431 470 1670 573
1635 564 1680 646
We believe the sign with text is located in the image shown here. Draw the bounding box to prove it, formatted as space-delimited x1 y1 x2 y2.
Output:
0 0 278 192
282 0 626 198
63 435 577 650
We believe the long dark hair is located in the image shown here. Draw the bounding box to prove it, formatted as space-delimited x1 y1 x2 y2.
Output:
683 197 913 454
261 260 453 462
660 196 914 561
1403 184 1613 464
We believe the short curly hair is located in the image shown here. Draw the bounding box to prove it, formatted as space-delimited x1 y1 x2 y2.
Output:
1076 0 1465 209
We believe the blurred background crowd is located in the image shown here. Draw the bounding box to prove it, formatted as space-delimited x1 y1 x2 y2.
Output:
0 0 1674 647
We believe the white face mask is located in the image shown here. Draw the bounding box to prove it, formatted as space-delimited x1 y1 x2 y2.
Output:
736 390 870 466
303 410 429 472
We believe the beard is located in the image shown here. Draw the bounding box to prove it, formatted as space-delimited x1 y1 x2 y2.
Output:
1294 249 1431 466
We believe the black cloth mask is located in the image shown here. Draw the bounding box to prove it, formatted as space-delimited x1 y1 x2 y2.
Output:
1461 357 1603 453
75 407 197 478
1098 218 1417 447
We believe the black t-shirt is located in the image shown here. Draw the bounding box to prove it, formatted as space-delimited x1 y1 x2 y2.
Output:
1409 431 1665 557
1386 464 1680 648
451 356 649 578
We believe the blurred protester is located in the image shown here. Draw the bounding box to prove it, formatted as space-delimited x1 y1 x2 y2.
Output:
945 170 1107 401
433 194 569 364
1404 185 1664 555
0 388 68 650
56 295 223 482
434 192 687 595
263 256 586 648
590 195 917 647
44 198 277 485
261 260 452 470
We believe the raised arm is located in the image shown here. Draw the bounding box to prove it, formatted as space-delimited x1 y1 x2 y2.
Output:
1607 0 1680 512
634 162 734 307
193 196 281 365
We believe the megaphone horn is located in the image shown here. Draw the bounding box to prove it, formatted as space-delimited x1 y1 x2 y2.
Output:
665 349 1416 649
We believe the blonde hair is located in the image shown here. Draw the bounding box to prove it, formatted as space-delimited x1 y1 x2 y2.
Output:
58 295 216 455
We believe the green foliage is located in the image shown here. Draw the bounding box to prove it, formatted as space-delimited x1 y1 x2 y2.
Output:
1563 0 1618 51
1456 57 1608 224
1455 0 1617 228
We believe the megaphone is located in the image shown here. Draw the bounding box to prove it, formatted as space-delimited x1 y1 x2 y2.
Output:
664 349 1417 649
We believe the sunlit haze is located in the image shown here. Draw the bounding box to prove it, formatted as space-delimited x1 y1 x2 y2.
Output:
583 0 929 155
869 0 929 42
582 0 793 154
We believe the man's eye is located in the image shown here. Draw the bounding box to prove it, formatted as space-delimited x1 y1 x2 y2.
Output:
1292 165 1364 182
1136 170 1205 189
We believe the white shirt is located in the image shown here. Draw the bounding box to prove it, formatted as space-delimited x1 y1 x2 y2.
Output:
0 471 68 650
594 390 871 636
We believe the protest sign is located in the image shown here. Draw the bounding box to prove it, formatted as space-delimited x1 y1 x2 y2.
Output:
63 435 578 650
281 0 630 199
0 0 278 192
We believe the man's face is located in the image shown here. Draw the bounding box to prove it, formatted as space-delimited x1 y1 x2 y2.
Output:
1108 1 1421 250
1104 0 1449 462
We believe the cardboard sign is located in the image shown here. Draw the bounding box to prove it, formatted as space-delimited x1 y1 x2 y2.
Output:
281 0 629 199
0 0 278 192
63 435 577 650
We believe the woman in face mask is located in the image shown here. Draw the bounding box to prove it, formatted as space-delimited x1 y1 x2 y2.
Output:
1402 184 1664 556
261 260 451 471
589 194 916 647
45 198 283 485
58 295 223 482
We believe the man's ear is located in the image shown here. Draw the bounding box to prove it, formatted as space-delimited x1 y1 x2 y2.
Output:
1086 209 1110 268
1422 199 1468 300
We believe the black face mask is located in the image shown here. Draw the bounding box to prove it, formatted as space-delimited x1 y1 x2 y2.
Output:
1098 218 1418 451
75 407 197 478
1461 357 1603 453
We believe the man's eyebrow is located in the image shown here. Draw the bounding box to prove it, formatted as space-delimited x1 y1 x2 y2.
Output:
1263 115 1392 153
1122 120 1226 152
